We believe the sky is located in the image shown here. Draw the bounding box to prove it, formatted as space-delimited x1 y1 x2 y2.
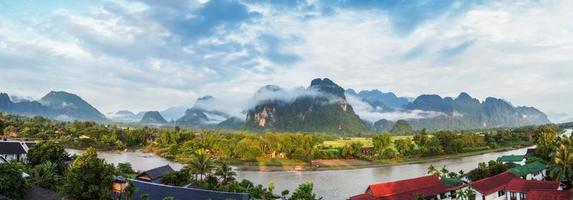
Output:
1 0 572 120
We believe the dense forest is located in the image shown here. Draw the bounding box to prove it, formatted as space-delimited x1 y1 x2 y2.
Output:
0 113 559 164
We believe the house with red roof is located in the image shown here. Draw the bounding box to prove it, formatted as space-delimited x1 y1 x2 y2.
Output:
349 175 465 200
470 171 567 200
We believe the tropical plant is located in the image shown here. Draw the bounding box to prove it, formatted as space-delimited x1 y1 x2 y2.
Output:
289 182 321 200
29 161 61 190
455 188 476 200
549 141 573 188
0 163 28 200
63 147 115 200
214 161 237 185
26 141 70 174
186 149 215 182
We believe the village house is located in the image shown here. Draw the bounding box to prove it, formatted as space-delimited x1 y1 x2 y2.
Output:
349 175 465 200
0 141 35 163
508 161 546 180
470 171 568 200
136 165 175 183
496 155 526 166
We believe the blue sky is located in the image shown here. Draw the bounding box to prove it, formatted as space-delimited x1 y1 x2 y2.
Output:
1 0 573 121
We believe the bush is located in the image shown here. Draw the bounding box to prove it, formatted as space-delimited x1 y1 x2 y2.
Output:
0 163 28 200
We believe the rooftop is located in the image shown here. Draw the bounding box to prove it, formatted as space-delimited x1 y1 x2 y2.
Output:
0 141 26 154
136 165 174 182
130 179 249 200
526 190 573 200
509 161 545 177
471 172 517 195
350 175 463 200
505 178 559 192
497 155 525 162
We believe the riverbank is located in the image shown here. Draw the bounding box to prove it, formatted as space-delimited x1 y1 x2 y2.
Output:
67 142 533 172
234 143 534 172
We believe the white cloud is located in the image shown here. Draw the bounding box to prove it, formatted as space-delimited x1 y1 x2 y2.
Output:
1 0 573 118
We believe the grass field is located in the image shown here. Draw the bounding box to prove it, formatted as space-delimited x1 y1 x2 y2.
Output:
322 136 413 148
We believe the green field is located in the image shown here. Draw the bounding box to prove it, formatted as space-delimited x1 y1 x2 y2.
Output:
323 136 413 148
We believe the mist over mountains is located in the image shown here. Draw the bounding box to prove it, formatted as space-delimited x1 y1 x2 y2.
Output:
0 78 552 132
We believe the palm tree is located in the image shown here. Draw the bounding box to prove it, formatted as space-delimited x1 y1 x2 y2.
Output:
30 161 61 190
214 162 236 185
549 143 573 188
187 149 215 182
427 164 437 175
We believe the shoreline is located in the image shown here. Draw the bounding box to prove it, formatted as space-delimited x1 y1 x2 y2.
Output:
235 144 533 172
67 144 533 172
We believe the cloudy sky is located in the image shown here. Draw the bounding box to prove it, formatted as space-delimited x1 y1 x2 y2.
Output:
1 0 572 119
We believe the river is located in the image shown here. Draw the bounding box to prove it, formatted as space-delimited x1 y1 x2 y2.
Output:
66 146 531 200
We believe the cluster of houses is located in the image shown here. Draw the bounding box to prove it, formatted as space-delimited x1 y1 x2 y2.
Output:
349 148 572 200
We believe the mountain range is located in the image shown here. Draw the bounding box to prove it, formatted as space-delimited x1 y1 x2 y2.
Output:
0 91 107 122
0 78 552 132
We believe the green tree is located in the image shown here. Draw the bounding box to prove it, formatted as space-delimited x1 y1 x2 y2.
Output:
236 138 263 161
0 163 28 200
29 161 61 190
393 138 414 156
186 149 215 182
214 162 236 185
549 141 573 187
27 141 70 174
116 162 135 175
162 171 191 186
535 126 558 161
289 182 320 200
372 133 392 153
64 147 115 200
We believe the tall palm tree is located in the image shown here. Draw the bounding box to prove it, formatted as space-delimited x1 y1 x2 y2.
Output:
214 162 236 185
550 142 573 188
187 150 215 182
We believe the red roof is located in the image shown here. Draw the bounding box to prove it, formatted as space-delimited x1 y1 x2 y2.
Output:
527 190 572 200
471 172 517 195
505 178 560 192
349 194 377 200
349 175 462 200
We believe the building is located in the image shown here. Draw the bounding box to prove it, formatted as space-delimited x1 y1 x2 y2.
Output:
508 161 546 180
470 171 564 200
136 165 175 183
0 141 34 163
526 190 572 200
496 155 526 165
525 148 537 158
349 175 465 200
130 179 249 200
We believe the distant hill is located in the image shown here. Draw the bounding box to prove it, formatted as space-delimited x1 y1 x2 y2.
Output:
401 93 550 130
108 110 138 123
245 78 369 134
346 89 410 111
160 106 187 122
175 96 230 127
140 111 168 124
0 91 107 122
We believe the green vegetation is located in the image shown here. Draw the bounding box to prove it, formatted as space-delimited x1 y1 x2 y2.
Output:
0 163 28 200
64 147 115 200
